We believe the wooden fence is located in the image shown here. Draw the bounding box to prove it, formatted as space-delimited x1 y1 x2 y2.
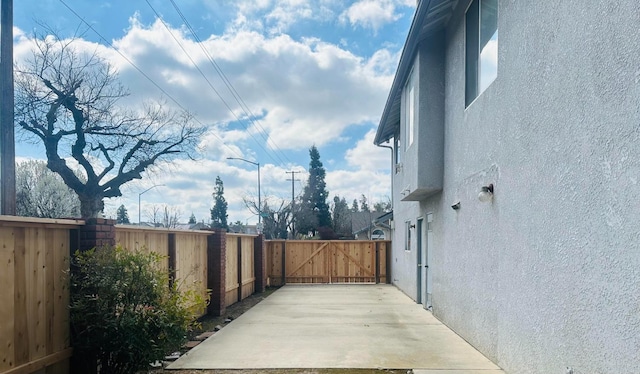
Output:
0 216 83 374
266 240 390 286
115 227 258 313
1 217 388 374
224 235 256 306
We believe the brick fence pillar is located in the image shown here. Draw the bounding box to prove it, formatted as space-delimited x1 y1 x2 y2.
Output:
207 229 227 316
253 234 266 293
78 218 116 251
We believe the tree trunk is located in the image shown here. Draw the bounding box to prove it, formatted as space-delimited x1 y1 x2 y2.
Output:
79 194 104 219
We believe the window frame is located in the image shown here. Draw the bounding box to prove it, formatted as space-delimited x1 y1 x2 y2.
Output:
404 67 416 151
405 220 412 251
394 134 401 167
465 0 498 107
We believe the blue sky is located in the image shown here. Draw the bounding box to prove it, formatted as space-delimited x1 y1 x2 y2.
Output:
13 0 415 224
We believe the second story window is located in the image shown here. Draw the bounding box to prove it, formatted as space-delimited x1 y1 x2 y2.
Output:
394 135 401 166
465 0 498 107
404 67 416 150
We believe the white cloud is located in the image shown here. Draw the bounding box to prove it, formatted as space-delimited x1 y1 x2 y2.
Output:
340 0 402 32
326 169 390 203
104 19 396 151
345 129 390 171
12 2 401 224
229 0 337 34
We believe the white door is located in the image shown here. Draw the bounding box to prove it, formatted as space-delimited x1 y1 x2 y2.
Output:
416 218 423 304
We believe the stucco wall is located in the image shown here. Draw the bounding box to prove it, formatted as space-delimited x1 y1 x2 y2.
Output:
392 1 640 373
439 1 640 373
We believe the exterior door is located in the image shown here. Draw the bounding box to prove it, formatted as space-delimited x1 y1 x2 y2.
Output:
425 213 433 308
416 218 423 304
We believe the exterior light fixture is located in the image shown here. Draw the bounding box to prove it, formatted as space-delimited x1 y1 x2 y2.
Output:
478 183 494 202
451 201 461 210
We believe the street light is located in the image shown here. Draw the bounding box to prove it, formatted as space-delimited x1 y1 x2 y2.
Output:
138 184 164 224
227 157 261 225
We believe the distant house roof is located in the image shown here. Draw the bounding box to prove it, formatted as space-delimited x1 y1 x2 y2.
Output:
374 0 458 145
169 222 210 231
351 211 390 235
373 211 393 227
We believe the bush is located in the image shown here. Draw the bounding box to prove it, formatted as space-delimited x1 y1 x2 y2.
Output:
69 246 207 374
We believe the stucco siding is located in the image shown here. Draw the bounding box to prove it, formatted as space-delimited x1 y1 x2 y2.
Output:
390 1 640 373
437 1 640 373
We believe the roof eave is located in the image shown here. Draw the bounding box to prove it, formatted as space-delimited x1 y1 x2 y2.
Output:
374 0 456 145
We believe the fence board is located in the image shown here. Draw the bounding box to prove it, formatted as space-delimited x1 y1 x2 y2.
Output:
25 228 46 363
285 241 331 283
266 240 283 286
266 240 391 285
14 228 28 367
115 227 169 270
0 217 80 374
225 236 239 306
240 236 255 300
174 232 209 317
0 227 16 372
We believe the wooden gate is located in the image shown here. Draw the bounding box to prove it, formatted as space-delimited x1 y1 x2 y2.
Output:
266 240 389 285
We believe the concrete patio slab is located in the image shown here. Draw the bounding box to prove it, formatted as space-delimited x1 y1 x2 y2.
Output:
168 284 503 371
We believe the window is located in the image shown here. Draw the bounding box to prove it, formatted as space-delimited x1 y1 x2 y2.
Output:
404 68 416 150
405 221 412 251
394 135 401 166
465 0 498 106
372 229 385 240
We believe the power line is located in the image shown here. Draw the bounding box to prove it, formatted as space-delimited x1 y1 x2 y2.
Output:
58 0 244 160
145 0 286 166
167 0 292 166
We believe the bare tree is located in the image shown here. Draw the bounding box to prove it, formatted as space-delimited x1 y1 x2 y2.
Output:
162 205 181 228
145 205 162 227
15 35 205 218
243 195 290 239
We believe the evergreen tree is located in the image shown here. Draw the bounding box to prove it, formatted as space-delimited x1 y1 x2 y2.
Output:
116 204 130 224
332 196 351 238
359 194 370 212
188 213 196 224
297 146 331 236
373 197 392 212
351 199 359 212
210 176 228 229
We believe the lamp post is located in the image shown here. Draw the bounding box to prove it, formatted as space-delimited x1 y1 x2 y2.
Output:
138 184 164 225
227 157 261 225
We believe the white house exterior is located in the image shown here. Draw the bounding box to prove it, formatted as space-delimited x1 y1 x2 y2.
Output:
374 1 640 373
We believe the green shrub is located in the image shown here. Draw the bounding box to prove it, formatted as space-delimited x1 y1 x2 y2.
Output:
69 246 207 374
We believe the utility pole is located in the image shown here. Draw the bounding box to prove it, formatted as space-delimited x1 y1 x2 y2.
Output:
0 0 15 215
285 170 302 237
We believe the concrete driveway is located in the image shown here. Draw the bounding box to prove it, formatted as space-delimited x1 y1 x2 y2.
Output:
168 284 503 373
